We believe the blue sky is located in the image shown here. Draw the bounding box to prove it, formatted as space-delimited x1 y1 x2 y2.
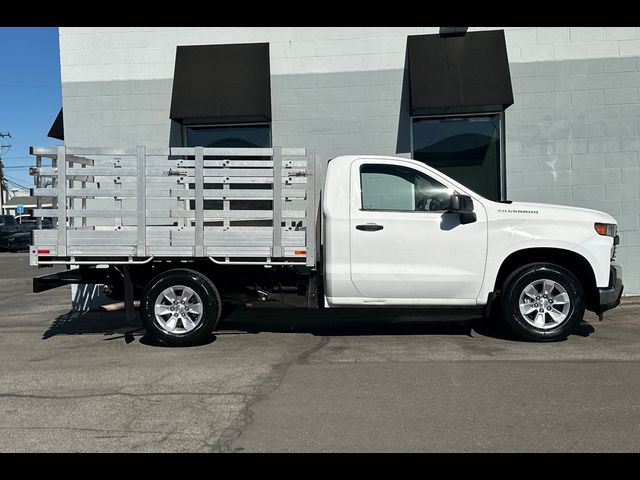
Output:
0 27 62 190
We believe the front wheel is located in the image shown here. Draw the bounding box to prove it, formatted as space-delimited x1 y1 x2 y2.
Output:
140 269 221 347
501 263 585 342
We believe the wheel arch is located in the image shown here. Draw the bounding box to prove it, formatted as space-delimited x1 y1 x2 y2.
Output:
111 260 245 303
493 247 599 311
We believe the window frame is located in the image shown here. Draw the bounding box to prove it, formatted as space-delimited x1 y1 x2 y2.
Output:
358 163 453 214
409 111 506 202
181 122 273 148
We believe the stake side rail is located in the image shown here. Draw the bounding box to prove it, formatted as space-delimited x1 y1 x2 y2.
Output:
28 146 314 267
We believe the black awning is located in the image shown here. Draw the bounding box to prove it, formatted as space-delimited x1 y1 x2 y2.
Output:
407 30 514 116
47 108 64 140
170 43 271 125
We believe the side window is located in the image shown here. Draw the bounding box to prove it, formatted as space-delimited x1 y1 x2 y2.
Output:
360 164 452 212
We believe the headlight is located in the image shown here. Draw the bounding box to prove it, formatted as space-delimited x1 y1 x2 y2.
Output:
594 223 617 237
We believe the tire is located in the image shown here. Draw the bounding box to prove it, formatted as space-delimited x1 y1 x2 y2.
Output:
500 263 585 342
140 269 222 347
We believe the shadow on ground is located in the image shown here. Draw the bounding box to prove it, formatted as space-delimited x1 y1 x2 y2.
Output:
42 310 146 341
42 306 596 346
221 307 595 341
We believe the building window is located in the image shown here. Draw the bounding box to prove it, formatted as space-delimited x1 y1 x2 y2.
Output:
183 124 272 227
183 124 271 148
360 164 452 212
411 114 503 201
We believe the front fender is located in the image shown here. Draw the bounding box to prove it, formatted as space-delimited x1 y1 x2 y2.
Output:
478 235 612 303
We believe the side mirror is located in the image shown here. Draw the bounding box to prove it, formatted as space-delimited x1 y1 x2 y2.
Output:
447 193 477 225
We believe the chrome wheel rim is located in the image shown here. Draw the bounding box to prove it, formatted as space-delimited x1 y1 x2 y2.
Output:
518 279 571 330
154 285 204 334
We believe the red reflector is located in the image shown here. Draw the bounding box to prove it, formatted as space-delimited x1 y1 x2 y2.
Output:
294 250 306 255
37 249 51 254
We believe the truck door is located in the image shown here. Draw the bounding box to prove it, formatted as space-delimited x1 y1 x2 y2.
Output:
349 159 488 301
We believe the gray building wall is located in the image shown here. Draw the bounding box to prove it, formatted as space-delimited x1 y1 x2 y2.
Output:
507 57 640 294
58 27 640 295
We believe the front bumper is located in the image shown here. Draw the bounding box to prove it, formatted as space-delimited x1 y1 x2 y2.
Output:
597 262 623 313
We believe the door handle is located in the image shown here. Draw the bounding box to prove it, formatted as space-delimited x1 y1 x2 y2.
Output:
356 224 384 232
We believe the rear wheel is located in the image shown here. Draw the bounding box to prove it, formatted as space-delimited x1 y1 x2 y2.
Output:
140 269 221 346
501 263 585 342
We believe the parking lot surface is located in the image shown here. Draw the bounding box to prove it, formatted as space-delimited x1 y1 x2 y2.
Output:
1 252 639 452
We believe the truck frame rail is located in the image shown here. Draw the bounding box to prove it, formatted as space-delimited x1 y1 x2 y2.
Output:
29 146 316 267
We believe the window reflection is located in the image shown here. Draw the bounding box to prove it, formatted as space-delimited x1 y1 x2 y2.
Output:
184 125 271 148
183 124 272 227
412 115 500 200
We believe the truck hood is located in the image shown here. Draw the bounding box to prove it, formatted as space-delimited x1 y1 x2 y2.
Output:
491 201 617 224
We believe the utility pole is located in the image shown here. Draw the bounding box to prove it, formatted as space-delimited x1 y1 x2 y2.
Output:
0 132 12 215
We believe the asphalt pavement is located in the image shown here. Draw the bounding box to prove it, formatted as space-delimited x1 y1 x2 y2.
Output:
1 251 639 452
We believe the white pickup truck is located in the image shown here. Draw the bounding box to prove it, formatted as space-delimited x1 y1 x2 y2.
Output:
29 147 623 346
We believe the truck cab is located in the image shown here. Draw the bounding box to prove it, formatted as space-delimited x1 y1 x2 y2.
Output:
323 155 622 340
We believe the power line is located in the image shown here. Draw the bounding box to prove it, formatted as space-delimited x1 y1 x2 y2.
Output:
0 132 11 212
6 178 28 188
4 137 30 147
6 183 30 192
5 173 29 182
5 177 30 191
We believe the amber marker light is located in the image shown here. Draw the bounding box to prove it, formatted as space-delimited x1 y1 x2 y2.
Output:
594 223 616 237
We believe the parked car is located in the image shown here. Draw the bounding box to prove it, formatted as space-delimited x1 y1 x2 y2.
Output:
0 215 51 251
0 215 22 250
6 231 31 252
